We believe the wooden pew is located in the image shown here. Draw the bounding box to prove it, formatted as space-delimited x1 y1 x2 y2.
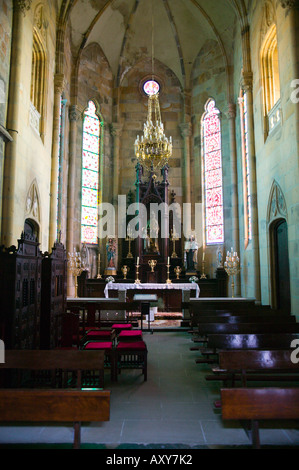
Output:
195 314 296 324
0 389 110 449
206 349 299 386
221 387 299 448
190 319 298 350
195 333 299 364
66 299 140 333
0 349 105 388
196 323 299 336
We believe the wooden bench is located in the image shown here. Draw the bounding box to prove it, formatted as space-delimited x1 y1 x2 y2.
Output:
221 387 299 448
0 389 110 449
195 333 299 364
206 349 299 386
194 314 296 324
0 350 105 388
196 322 299 336
66 300 140 333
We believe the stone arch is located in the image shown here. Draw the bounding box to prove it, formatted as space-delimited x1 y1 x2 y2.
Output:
25 179 41 239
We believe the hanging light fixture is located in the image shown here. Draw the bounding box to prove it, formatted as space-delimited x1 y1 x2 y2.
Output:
134 0 172 173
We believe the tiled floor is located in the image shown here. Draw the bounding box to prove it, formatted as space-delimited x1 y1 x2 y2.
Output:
0 330 299 449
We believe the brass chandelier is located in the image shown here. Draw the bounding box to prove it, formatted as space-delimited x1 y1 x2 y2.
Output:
134 93 172 172
134 0 172 173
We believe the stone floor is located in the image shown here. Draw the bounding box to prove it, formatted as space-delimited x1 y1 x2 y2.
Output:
0 330 299 449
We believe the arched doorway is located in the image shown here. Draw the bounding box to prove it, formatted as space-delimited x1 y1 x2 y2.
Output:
24 218 39 241
270 219 291 313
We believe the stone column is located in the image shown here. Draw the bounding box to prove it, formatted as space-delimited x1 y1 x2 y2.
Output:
67 104 81 296
111 122 123 204
48 73 65 251
226 102 241 296
1 1 26 246
179 122 192 205
280 0 299 149
110 122 123 267
242 72 261 302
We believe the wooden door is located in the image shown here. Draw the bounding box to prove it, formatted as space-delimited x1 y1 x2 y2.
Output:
274 220 291 313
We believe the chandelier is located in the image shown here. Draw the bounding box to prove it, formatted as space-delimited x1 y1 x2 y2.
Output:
134 92 172 172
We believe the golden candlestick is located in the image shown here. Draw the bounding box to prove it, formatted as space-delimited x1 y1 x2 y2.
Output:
97 252 102 279
148 259 157 272
174 266 182 280
125 234 133 259
166 264 172 284
68 251 84 298
171 229 179 258
135 264 141 284
224 248 241 298
121 265 129 280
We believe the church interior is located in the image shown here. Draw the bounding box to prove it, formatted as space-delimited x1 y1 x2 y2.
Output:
0 0 299 451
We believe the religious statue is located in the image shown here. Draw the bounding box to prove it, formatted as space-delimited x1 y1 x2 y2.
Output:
184 234 198 273
143 210 160 254
104 236 117 275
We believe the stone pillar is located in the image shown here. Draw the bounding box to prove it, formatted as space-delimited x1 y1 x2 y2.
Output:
48 73 65 251
111 122 123 205
1 2 26 246
226 102 241 297
242 72 261 302
279 0 299 148
67 104 81 296
110 122 123 267
179 122 192 205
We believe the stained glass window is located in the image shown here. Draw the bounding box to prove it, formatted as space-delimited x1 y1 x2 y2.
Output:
143 80 160 96
202 99 224 245
81 100 100 245
239 90 252 244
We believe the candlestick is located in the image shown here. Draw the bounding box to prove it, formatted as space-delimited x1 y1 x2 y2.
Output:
135 263 141 284
224 247 241 298
137 256 139 266
166 262 172 284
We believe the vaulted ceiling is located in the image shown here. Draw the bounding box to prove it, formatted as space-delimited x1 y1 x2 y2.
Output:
62 0 249 88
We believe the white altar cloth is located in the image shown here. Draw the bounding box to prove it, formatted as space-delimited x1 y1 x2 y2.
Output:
104 282 200 299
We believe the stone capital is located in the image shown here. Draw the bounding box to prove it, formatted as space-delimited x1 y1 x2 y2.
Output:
69 105 81 123
14 0 32 15
225 102 236 120
179 122 192 138
54 73 65 95
110 122 123 138
241 71 253 92
279 0 298 10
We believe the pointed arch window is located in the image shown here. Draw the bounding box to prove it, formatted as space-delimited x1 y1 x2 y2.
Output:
239 89 252 247
202 99 224 245
81 101 101 245
261 24 281 134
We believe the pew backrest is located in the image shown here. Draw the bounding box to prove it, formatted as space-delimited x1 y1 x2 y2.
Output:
207 333 299 350
198 323 299 335
218 349 299 371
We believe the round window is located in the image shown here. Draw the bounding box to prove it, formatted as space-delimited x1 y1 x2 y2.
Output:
143 79 160 96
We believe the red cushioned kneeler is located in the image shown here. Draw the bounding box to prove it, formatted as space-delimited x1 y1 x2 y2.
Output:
118 330 143 342
115 341 147 381
82 341 115 381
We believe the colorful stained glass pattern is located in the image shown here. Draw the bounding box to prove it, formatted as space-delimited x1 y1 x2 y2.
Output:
143 80 160 96
202 99 224 244
81 100 100 245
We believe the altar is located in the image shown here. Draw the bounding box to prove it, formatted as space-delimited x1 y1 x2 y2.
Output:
104 282 200 312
